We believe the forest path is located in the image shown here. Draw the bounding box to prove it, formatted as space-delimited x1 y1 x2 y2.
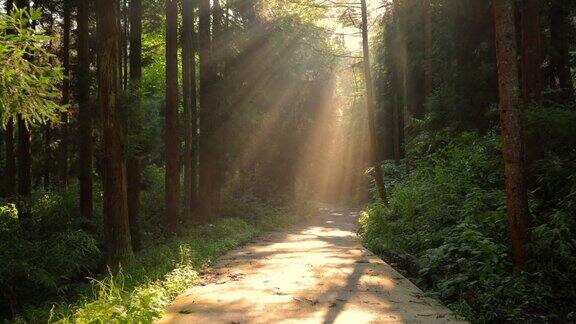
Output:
159 206 465 323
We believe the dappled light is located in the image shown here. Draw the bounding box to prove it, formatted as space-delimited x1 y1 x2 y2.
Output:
1 0 575 322
160 208 459 323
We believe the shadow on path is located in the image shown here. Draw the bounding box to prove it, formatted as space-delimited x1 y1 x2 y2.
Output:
159 206 466 324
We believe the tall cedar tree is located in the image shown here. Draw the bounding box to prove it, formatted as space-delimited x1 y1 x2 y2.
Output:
199 0 216 221
403 0 425 118
43 125 51 188
3 0 15 198
122 0 129 90
128 0 143 251
211 0 223 210
16 0 31 220
391 0 406 163
493 0 530 269
77 0 93 220
191 1 199 211
361 0 388 204
98 0 133 266
521 0 542 106
182 0 197 222
59 0 71 185
549 1 575 102
165 0 180 234
423 0 432 98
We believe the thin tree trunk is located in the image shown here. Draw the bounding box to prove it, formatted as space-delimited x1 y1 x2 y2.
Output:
199 0 215 222
165 0 180 235
392 93 402 163
183 0 194 222
521 0 542 106
15 0 31 220
549 2 575 102
17 117 31 218
123 0 129 90
128 0 143 251
59 0 71 185
77 0 93 220
361 0 388 204
4 0 15 198
423 0 432 98
404 0 426 118
4 120 16 197
98 0 133 267
43 125 51 189
211 0 223 213
191 3 199 211
493 0 530 270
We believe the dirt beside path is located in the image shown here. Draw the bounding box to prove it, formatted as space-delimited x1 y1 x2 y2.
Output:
159 207 466 323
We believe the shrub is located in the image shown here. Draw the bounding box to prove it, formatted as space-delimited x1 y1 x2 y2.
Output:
360 127 576 322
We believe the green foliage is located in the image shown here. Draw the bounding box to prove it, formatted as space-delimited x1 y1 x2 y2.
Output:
360 120 576 322
0 184 100 317
50 218 254 323
0 7 65 128
1 164 315 322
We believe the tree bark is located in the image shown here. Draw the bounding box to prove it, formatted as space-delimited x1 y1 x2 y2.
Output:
199 0 216 222
4 120 16 197
17 117 31 218
43 125 52 189
98 0 133 267
423 0 432 98
191 2 199 212
59 0 71 185
128 0 142 251
493 0 530 269
521 0 542 106
4 0 15 198
123 0 129 90
77 0 94 220
361 0 388 204
182 0 197 223
15 0 31 220
165 0 180 235
549 1 575 102
403 0 426 118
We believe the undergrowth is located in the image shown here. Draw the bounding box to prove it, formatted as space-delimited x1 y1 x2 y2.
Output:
2 165 315 323
359 105 576 322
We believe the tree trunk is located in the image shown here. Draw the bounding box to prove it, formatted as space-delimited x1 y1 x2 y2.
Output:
17 117 31 218
165 0 180 235
128 0 142 251
210 0 224 212
493 0 530 270
3 0 15 198
43 125 51 189
98 0 132 267
191 3 199 212
15 0 31 220
423 0 432 98
59 0 71 185
549 1 575 102
361 0 388 204
403 0 426 118
183 0 196 223
4 120 16 197
77 0 94 220
123 0 129 90
199 0 215 222
521 0 542 106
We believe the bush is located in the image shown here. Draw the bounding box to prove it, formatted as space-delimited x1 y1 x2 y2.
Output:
360 125 576 322
0 183 101 318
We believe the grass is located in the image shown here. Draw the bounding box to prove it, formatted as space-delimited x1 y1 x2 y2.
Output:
14 205 314 323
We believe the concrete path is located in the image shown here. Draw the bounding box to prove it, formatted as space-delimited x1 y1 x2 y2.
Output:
160 207 465 323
